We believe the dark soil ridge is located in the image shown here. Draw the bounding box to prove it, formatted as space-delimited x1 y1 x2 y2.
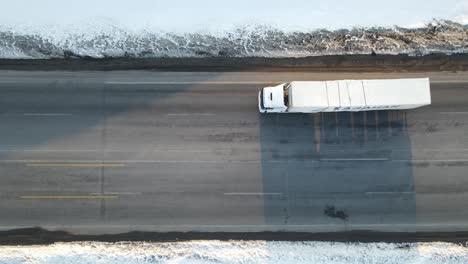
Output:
1 227 467 245
0 53 467 72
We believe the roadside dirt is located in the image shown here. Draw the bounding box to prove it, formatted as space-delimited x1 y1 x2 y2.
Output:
0 54 466 72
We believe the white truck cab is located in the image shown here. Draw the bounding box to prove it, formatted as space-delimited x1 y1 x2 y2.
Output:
258 83 288 113
258 78 431 114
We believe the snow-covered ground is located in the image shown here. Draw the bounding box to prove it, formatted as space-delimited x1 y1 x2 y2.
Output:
0 241 467 264
0 20 466 59
0 0 467 58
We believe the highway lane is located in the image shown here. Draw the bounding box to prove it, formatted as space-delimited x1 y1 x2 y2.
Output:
0 71 467 234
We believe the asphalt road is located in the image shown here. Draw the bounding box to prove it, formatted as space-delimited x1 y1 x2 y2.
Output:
0 71 467 234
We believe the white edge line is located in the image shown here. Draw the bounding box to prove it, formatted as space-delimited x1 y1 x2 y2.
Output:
398 159 468 162
439 112 468 114
167 113 216 116
1 159 467 163
224 193 283 196
0 159 260 164
105 81 274 84
430 80 468 83
365 191 414 195
0 149 212 153
89 192 142 195
105 80 468 84
1 223 468 231
2 148 468 153
23 113 72 116
1 80 467 84
320 158 388 161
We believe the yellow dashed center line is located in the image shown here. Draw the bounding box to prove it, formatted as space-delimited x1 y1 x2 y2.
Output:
19 195 118 199
26 163 127 167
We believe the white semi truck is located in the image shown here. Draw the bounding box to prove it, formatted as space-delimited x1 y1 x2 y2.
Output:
258 78 431 113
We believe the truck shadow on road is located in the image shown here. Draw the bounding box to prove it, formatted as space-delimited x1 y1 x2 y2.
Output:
258 111 416 230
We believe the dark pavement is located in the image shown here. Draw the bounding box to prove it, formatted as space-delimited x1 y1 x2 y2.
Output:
0 71 467 234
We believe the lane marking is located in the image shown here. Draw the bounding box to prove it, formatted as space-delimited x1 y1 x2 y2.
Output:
430 80 468 83
167 113 215 116
439 112 468 114
396 159 468 162
365 191 414 195
2 223 468 231
415 148 468 151
26 163 127 167
1 113 80 117
0 149 213 153
320 158 389 161
105 81 275 85
0 160 260 164
23 113 72 116
17 160 259 164
19 195 118 199
224 192 283 196
158 149 212 153
89 192 141 195
0 149 100 152
2 148 468 153
0 159 467 164
105 80 468 84
1 79 467 84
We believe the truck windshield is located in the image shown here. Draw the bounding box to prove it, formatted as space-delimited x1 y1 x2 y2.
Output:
283 84 289 107
260 89 265 109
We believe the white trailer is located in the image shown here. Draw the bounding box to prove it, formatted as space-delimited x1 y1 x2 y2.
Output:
258 78 431 113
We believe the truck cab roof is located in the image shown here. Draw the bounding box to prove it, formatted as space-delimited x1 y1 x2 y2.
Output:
261 84 287 111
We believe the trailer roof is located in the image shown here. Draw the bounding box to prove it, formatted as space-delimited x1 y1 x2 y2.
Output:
363 78 431 106
289 81 329 108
